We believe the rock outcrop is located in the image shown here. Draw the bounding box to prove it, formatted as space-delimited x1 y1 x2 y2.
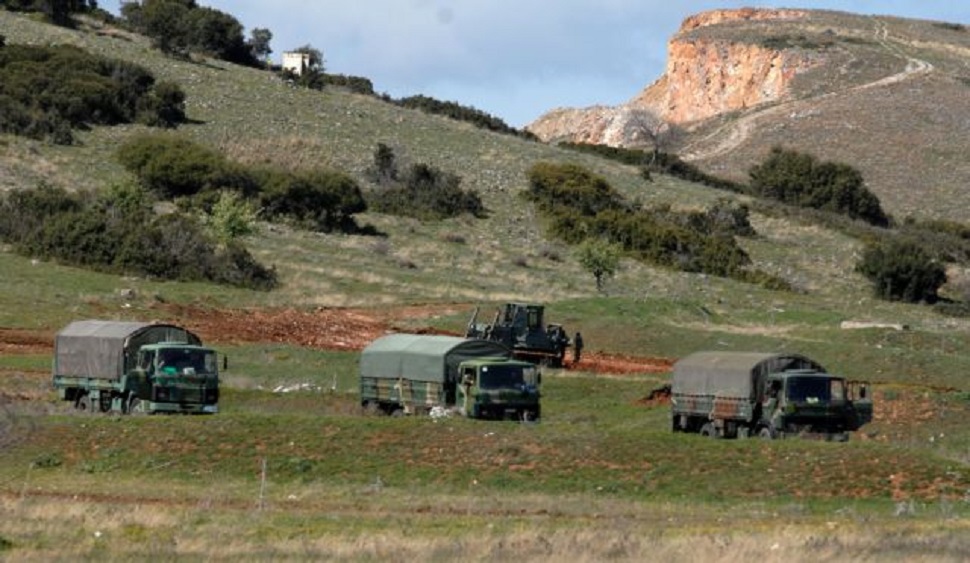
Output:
527 8 818 147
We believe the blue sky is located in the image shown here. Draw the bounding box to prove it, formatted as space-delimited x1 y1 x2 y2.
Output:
187 1 969 127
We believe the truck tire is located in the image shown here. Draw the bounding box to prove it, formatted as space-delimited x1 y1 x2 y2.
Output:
699 422 718 438
759 427 776 440
74 393 93 413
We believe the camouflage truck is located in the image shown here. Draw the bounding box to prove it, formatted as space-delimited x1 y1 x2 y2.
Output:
53 320 220 415
670 351 871 440
359 333 541 420
466 303 572 367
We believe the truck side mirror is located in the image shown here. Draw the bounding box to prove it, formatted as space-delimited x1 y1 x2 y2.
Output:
223 355 228 371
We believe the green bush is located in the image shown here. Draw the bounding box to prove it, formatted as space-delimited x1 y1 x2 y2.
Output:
525 161 629 217
117 134 232 199
367 146 483 220
0 43 185 143
121 0 256 65
0 184 277 289
259 168 367 232
749 147 889 226
523 162 785 286
856 238 946 303
118 134 368 233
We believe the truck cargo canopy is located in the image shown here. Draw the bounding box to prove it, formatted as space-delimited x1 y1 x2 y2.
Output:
360 334 511 383
672 351 824 398
54 320 203 381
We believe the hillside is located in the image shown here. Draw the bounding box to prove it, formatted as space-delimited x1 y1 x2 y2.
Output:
528 8 970 223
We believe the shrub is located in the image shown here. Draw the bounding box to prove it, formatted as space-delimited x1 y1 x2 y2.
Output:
368 148 483 221
856 238 947 303
0 183 277 289
259 168 366 232
525 162 629 217
205 190 258 244
749 147 889 226
0 43 184 143
117 134 231 199
121 0 257 65
118 134 368 233
524 162 783 287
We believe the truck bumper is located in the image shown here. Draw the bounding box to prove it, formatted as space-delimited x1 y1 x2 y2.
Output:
148 401 218 414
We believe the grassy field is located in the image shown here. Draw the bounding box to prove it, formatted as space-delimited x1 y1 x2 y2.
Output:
1 9 970 561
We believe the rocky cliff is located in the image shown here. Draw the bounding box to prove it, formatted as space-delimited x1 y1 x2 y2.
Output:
527 8 818 147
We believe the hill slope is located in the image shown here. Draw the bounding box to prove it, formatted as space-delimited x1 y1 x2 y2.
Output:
1 8 970 364
528 8 970 222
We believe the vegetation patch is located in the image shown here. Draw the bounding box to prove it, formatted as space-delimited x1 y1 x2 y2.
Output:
0 183 277 289
0 42 186 144
365 143 485 221
118 133 369 233
524 161 786 288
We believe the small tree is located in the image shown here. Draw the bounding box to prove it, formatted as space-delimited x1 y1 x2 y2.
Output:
248 27 273 64
577 238 620 292
206 190 258 244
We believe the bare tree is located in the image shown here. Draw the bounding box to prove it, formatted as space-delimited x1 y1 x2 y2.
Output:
625 108 675 165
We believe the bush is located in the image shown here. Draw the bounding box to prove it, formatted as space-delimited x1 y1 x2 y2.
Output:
121 0 257 65
524 162 779 286
0 43 184 143
367 146 483 221
0 184 277 289
117 134 232 199
749 147 889 226
259 168 366 232
118 134 368 233
857 238 947 303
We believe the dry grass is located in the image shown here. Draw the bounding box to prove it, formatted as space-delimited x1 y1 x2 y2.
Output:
2 494 969 561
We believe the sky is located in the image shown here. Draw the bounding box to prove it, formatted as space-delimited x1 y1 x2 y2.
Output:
180 1 969 128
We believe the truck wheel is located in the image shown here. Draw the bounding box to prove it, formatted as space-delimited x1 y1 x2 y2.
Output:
699 423 717 438
74 393 92 413
759 427 776 440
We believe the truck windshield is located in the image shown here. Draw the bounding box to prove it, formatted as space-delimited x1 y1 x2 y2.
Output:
787 377 845 403
158 348 216 375
478 365 526 389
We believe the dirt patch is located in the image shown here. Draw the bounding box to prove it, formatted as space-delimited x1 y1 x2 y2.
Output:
0 328 53 355
573 352 673 375
153 304 676 376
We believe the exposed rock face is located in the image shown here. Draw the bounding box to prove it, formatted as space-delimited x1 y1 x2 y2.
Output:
527 8 816 147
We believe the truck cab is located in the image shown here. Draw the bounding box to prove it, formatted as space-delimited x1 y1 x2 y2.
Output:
457 358 541 420
760 370 872 439
127 343 220 414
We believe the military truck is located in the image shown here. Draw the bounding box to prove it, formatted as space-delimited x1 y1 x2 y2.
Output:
670 351 871 440
53 320 220 415
466 303 572 367
359 333 541 420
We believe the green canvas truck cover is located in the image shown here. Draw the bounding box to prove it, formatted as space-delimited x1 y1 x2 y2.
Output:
672 351 824 400
360 334 511 383
54 320 203 381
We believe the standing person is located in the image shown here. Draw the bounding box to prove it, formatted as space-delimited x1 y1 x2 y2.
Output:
573 332 584 365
